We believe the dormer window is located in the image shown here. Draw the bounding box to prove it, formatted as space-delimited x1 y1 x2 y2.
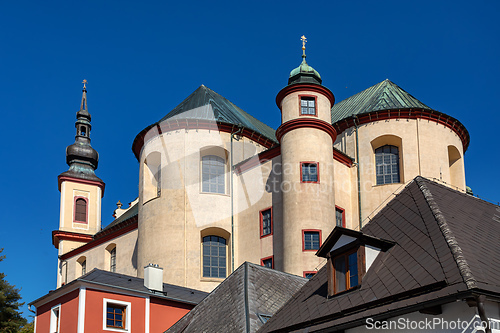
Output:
317 227 394 297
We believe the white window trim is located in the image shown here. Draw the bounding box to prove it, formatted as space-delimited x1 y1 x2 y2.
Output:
102 298 131 332
50 304 61 333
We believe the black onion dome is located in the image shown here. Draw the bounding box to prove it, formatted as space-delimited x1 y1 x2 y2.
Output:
66 141 99 169
59 81 103 183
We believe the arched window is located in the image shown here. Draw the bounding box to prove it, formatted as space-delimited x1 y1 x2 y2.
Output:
202 236 226 278
75 198 87 223
201 155 225 194
106 244 117 273
375 145 400 185
77 256 87 277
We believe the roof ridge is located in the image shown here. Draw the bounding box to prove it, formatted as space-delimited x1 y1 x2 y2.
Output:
415 177 477 289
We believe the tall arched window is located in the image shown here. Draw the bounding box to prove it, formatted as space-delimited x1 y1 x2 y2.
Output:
375 145 400 185
202 236 226 278
75 198 87 223
201 155 225 194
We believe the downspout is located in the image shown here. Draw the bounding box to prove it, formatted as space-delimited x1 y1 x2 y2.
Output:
475 295 491 333
354 118 362 230
230 125 243 273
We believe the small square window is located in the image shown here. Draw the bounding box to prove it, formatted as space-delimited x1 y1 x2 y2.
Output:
261 257 274 269
300 96 316 115
304 272 316 279
106 305 125 329
303 230 321 251
260 208 273 237
301 162 319 183
103 299 130 332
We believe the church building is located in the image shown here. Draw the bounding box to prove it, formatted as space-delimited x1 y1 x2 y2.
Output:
50 37 469 295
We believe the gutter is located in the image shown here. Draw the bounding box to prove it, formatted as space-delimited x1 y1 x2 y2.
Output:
474 295 491 333
230 125 243 273
354 118 362 229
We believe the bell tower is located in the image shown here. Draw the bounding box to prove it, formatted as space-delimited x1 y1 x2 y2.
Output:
275 37 337 276
53 80 105 285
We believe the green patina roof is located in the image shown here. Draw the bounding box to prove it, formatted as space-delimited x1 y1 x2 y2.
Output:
289 58 321 79
331 79 434 123
160 85 277 142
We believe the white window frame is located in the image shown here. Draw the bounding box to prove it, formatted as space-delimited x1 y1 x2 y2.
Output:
102 298 131 332
50 304 61 333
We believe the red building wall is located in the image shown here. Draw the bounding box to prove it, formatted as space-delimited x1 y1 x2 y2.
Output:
150 298 193 332
35 289 79 333
34 286 196 332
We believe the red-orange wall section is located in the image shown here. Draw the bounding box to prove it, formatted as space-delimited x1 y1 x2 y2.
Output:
35 289 79 333
35 287 196 332
150 297 193 332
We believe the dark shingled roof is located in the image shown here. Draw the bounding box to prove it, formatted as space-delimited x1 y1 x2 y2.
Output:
30 269 208 307
331 79 434 123
160 85 277 142
166 262 307 333
260 177 500 332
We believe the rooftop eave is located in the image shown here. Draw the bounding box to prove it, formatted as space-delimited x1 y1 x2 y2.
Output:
332 108 470 152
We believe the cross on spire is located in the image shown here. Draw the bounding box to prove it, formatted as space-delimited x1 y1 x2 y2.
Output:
301 35 307 50
82 79 87 90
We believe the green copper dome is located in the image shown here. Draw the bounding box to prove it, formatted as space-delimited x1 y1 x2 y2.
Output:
288 55 322 85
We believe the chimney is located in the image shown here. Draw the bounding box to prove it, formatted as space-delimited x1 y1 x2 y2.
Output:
144 264 163 292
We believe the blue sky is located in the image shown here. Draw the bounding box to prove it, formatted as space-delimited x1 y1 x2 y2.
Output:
1 0 499 319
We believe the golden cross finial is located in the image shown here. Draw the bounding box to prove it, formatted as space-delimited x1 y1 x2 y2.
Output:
82 79 87 89
301 35 307 50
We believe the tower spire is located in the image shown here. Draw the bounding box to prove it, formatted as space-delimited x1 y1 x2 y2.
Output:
59 81 103 183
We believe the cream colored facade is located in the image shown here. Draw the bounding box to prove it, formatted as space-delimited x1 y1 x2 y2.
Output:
54 61 468 292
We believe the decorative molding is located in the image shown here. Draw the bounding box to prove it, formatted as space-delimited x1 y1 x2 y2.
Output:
132 121 277 161
333 108 470 152
58 175 105 197
276 118 337 143
52 231 93 249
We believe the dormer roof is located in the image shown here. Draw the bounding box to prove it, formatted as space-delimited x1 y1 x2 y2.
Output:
316 226 394 258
